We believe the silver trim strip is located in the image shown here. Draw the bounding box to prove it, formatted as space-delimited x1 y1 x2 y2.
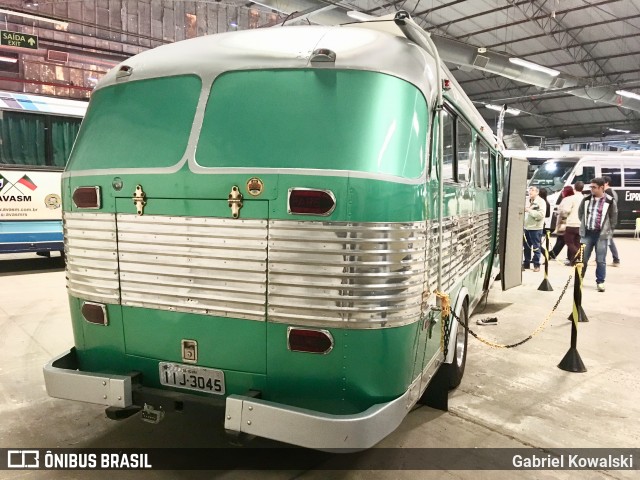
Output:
43 349 132 408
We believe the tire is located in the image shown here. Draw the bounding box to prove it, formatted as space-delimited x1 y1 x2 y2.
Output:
447 300 468 389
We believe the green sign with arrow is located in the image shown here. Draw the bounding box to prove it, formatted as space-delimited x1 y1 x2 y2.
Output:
1 30 38 50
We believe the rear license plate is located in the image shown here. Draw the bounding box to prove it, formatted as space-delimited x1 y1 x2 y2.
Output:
159 362 225 395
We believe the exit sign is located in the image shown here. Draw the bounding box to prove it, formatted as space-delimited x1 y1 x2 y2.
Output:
1 30 38 50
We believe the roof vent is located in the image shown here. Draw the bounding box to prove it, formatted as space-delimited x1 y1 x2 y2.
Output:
310 48 336 63
46 50 68 64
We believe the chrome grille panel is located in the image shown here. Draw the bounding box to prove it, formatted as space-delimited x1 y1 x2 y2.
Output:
268 221 427 328
64 211 493 328
116 214 267 321
427 211 493 292
64 212 120 303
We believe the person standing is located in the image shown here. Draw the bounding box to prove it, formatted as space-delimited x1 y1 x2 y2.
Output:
602 175 621 267
579 177 618 292
549 185 574 261
563 181 584 265
523 186 546 272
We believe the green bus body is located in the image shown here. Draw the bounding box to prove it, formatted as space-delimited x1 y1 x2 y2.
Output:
46 25 510 449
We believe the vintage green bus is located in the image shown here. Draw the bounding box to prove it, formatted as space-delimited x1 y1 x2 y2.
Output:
44 16 527 450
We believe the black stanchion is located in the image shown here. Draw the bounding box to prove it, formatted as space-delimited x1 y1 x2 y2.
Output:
559 244 587 373
538 230 553 291
566 244 588 323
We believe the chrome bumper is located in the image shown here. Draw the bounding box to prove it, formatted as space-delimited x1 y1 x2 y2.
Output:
45 348 413 450
43 349 133 409
224 392 412 451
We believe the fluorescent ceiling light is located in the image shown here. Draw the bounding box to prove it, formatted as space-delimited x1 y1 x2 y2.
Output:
0 7 68 27
509 57 560 77
609 127 630 134
616 90 640 101
485 104 521 116
0 55 18 63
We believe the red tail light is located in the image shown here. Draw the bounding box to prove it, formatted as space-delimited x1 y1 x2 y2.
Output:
81 302 108 326
288 188 336 216
72 186 101 209
287 327 334 354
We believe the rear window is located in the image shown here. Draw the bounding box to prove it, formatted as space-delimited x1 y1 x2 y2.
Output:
196 69 428 179
67 75 201 170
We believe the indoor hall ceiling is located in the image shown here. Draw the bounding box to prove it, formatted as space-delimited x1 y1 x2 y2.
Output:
2 0 640 145
254 0 640 145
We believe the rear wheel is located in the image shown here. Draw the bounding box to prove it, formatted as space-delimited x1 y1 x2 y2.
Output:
448 301 468 389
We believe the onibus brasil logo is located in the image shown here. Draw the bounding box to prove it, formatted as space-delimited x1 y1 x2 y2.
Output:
0 173 37 201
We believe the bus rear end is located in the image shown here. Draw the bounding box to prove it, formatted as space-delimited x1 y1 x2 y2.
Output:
44 27 442 450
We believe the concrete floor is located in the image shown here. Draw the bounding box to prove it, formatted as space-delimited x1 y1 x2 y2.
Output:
0 237 638 479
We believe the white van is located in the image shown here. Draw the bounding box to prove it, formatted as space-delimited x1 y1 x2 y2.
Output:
528 153 640 231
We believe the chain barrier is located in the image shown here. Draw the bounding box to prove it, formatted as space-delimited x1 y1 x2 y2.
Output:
453 274 573 349
435 291 452 358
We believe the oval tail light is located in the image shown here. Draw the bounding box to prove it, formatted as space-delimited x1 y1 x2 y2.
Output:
81 302 108 326
72 186 101 209
287 188 336 216
287 327 334 354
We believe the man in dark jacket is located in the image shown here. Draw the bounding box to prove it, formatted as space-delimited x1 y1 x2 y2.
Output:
578 177 618 292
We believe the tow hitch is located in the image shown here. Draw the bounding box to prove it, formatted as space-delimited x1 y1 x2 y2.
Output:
141 404 165 424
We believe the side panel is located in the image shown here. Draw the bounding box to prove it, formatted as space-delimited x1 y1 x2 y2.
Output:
500 156 528 291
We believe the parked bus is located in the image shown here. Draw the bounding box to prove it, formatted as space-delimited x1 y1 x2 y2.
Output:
528 153 640 230
43 15 527 450
0 90 87 255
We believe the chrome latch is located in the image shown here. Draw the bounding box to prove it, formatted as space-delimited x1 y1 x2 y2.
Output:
132 184 146 215
181 339 198 364
228 185 243 219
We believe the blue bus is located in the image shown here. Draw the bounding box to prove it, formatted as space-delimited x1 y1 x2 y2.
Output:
0 90 86 255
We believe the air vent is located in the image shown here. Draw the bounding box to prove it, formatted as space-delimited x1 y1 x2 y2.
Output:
473 55 490 69
47 50 69 64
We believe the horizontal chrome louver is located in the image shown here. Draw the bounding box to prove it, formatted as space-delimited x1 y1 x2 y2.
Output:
427 211 493 292
64 212 120 303
116 214 268 321
65 210 493 328
267 221 427 328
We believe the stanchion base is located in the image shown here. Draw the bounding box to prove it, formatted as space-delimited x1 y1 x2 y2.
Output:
537 278 553 291
567 306 589 323
558 347 587 372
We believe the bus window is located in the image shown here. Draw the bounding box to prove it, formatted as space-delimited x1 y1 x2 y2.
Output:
476 140 489 188
442 109 454 180
492 152 503 191
601 167 622 186
0 110 81 167
571 165 595 185
456 120 472 183
623 167 640 187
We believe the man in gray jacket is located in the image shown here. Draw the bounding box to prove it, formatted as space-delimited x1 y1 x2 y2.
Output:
579 177 618 292
523 186 546 272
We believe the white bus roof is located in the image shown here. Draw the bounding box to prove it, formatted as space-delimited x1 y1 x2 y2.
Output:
0 90 88 117
98 25 496 147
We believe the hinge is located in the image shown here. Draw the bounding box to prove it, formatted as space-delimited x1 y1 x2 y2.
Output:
228 185 243 219
133 184 146 215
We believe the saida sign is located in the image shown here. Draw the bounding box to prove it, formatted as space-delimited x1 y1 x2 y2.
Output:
1 30 38 50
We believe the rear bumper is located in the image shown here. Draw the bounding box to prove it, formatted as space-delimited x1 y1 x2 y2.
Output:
43 349 133 408
44 348 412 450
